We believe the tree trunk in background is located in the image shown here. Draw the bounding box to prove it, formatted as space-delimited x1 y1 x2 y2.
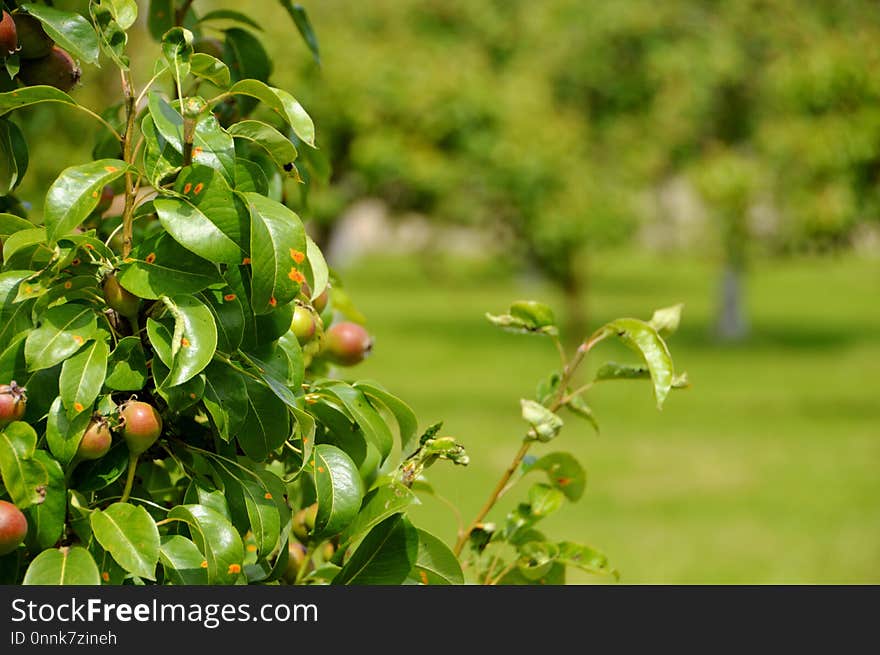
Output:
561 266 589 344
716 263 748 341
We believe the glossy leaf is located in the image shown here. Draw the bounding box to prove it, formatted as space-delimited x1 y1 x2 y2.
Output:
509 300 557 330
312 444 364 540
0 418 50 512
303 235 329 299
103 0 138 30
23 546 101 585
91 1 130 70
603 318 675 409
556 541 617 578
159 535 209 585
521 399 563 442
322 383 393 463
0 86 78 116
104 337 148 391
237 377 290 460
242 191 307 314
59 339 108 416
200 289 244 353
158 295 217 387
199 9 262 31
228 120 298 174
25 303 98 371
0 272 34 346
227 79 315 146
23 450 65 551
44 159 128 242
411 529 464 585
211 459 280 559
594 362 650 382
168 504 245 585
0 213 32 237
339 482 416 549
353 381 419 455
161 27 193 93
190 53 231 88
169 164 248 254
90 502 160 581
20 4 100 65
529 483 566 518
333 514 418 585
522 452 586 502
45 397 90 466
202 361 248 442
117 232 222 300
69 440 128 492
0 119 28 194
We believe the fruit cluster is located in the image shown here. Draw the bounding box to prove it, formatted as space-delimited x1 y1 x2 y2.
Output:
0 10 80 92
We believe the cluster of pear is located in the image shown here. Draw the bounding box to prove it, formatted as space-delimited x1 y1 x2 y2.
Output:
0 10 80 92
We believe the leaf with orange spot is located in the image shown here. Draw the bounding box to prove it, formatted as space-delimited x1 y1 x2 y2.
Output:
44 159 128 243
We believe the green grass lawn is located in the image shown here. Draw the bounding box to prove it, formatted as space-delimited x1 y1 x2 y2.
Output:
337 249 880 584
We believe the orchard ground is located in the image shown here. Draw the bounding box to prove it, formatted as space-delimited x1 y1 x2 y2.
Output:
343 250 880 584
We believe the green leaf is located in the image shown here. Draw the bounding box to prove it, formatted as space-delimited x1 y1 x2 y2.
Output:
44 159 128 242
147 0 174 41
228 120 298 175
353 381 420 456
0 213 33 237
165 164 247 259
90 502 160 581
20 4 100 65
521 399 563 442
649 303 684 337
0 272 34 346
59 339 108 416
303 235 329 300
103 0 138 30
117 232 222 300
0 86 78 116
224 28 271 87
0 119 28 194
555 541 617 579
200 289 244 353
594 362 650 381
198 9 263 31
509 300 556 330
23 546 101 585
278 1 320 65
529 483 566 518
158 295 217 388
168 504 245 584
565 393 599 434
0 422 47 509
69 439 128 492
522 452 586 502
104 337 148 391
312 444 364 540
339 482 416 549
147 93 236 181
233 158 269 194
159 535 209 585
242 191 307 314
90 1 130 70
236 377 290 460
411 529 464 585
45 397 90 466
603 318 675 409
161 27 193 94
190 53 231 89
211 460 281 560
322 383 393 463
23 450 66 551
227 79 315 146
202 361 248 442
25 303 98 371
333 514 419 585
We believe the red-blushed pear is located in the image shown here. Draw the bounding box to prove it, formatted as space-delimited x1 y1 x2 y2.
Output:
0 381 26 428
0 12 18 55
324 321 373 366
120 401 163 456
76 419 112 461
18 46 80 92
0 500 27 556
